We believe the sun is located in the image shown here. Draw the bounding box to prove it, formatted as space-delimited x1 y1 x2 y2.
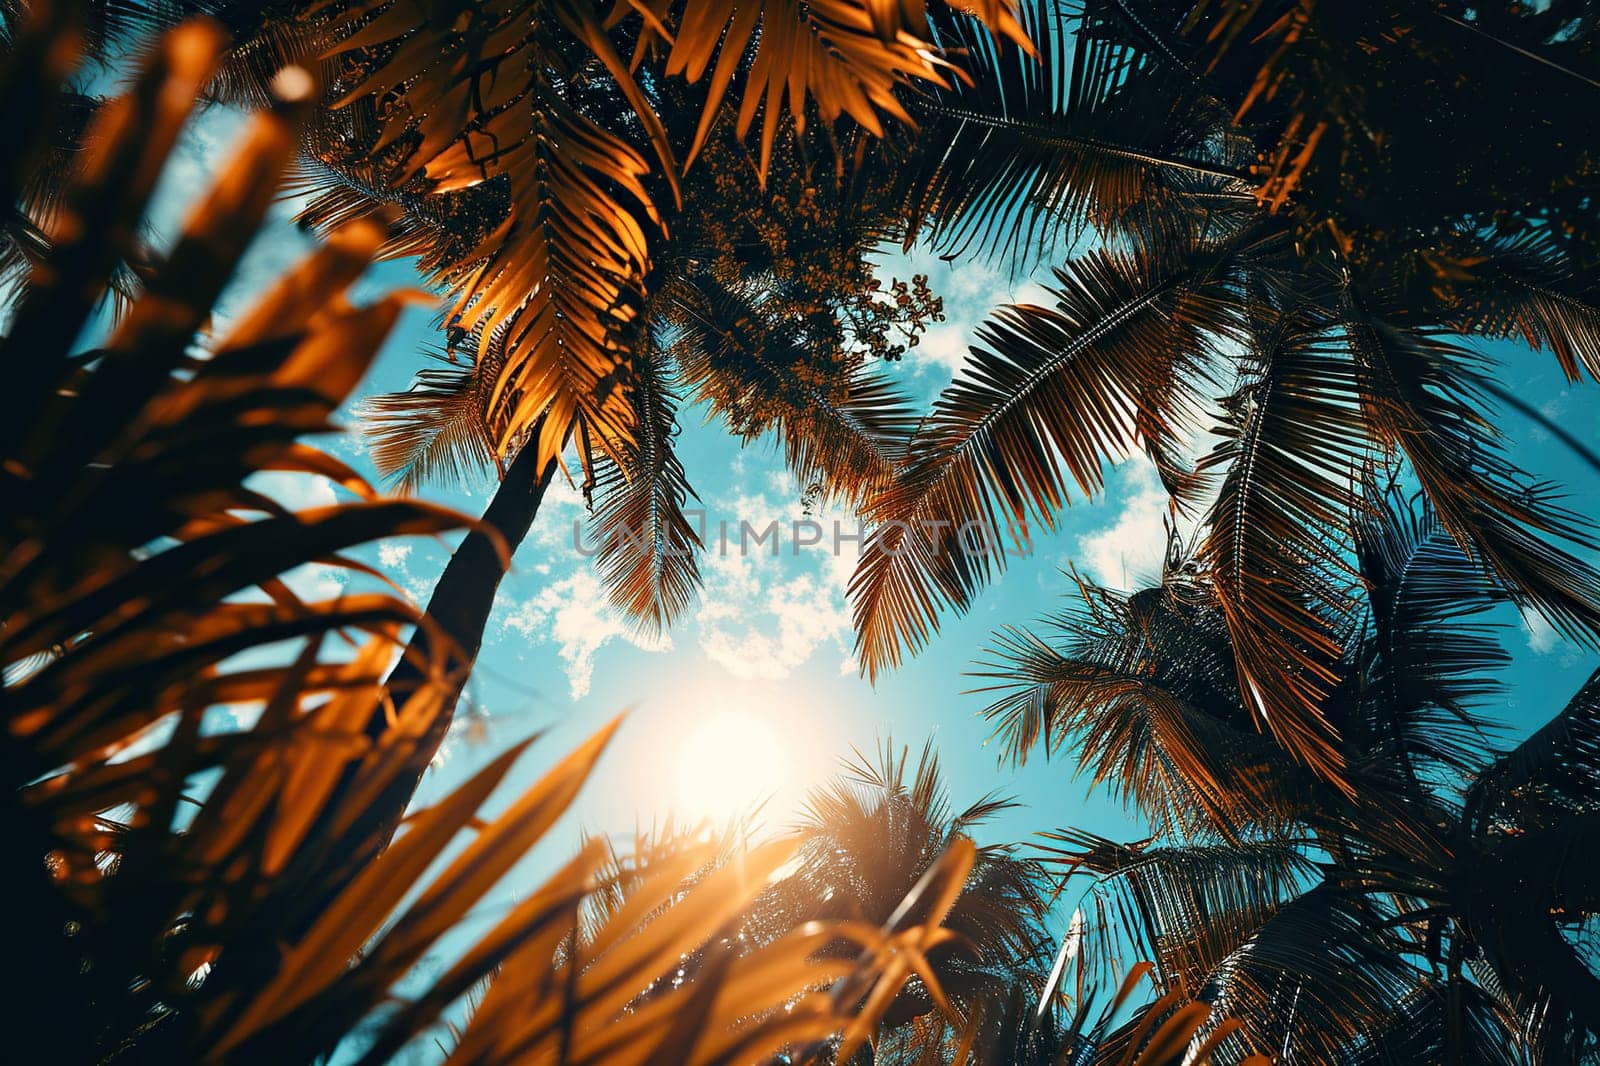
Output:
673 709 791 823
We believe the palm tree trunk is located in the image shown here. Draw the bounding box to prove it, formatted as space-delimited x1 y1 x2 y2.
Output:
383 432 559 731
370 426 560 823
239 427 561 963
289 426 559 933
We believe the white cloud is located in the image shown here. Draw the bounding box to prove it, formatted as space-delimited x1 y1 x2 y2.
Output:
378 542 413 569
500 570 669 698
250 470 338 513
1523 610 1561 656
692 491 858 680
1073 462 1174 589
915 322 973 377
525 468 589 553
281 562 348 602
894 249 1056 382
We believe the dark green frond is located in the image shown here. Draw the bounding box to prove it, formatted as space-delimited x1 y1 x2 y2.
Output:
903 0 1253 264
1196 309 1367 788
1352 482 1505 778
1348 313 1600 650
1466 667 1600 837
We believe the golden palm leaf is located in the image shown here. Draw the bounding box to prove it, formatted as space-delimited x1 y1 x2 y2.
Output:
1 17 998 1061
315 0 1023 479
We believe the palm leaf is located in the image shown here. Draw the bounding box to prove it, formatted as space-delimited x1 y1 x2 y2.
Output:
1465 666 1600 837
585 345 703 636
1038 827 1314 996
1436 227 1600 384
973 621 1299 837
1347 312 1600 649
322 0 659 471
851 238 1245 678
1094 879 1424 1064
361 348 497 494
642 0 985 173
1351 481 1505 777
1195 307 1367 788
901 0 1253 263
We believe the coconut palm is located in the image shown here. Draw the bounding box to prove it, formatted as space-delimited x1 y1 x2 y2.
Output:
977 485 1600 1062
274 12 1013 826
561 741 1252 1065
306 0 1024 473
306 111 941 845
0 17 989 1062
757 740 1054 1048
850 0 1600 794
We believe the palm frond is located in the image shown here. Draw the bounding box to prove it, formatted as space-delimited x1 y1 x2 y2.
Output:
1455 808 1600 1059
972 620 1300 837
644 0 973 174
585 345 703 636
1351 481 1505 777
361 348 497 494
322 1 658 471
1339 978 1523 1066
1195 308 1368 788
1103 881 1425 1064
1466 666 1600 837
1347 312 1600 649
1438 227 1600 384
851 239 1244 679
1038 827 1315 996
902 0 1253 263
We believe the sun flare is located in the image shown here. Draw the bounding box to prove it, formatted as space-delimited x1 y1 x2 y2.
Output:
673 710 791 823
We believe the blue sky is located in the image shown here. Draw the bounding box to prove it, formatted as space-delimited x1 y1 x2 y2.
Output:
146 101 1600 953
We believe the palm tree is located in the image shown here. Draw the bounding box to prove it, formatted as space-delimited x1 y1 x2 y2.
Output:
560 740 1251 1065
849 0 1600 793
274 5 1031 833
317 110 941 837
308 0 1025 472
0 18 986 1061
754 738 1054 1058
976 484 1600 1062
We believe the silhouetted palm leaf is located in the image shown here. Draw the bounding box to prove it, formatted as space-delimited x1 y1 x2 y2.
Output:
992 487 1600 1061
362 347 498 494
585 345 703 635
1346 312 1600 647
1195 308 1367 787
852 238 1245 679
903 0 1253 263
